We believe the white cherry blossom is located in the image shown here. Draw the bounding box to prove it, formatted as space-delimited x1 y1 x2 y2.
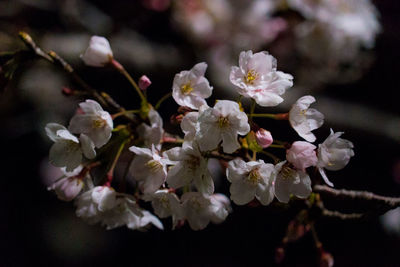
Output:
165 142 213 194
181 192 230 231
101 195 163 231
142 189 182 228
172 62 213 110
81 36 113 67
196 100 250 153
286 141 318 172
129 145 170 194
317 129 354 187
230 50 293 107
75 186 117 225
180 111 199 142
274 161 312 203
137 108 164 149
69 100 113 148
48 170 85 202
226 158 276 205
289 95 324 143
46 123 96 172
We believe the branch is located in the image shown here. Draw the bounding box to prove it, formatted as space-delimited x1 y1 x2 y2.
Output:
320 209 364 220
314 185 400 209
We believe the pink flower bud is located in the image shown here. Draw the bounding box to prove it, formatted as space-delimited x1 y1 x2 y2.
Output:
49 177 84 201
286 141 317 171
138 75 152 91
255 129 273 148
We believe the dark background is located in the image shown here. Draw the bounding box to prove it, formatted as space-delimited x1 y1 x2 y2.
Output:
0 0 400 266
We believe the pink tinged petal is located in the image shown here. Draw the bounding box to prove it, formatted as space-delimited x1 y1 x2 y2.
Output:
192 78 212 98
256 129 273 148
318 167 334 187
253 91 284 107
191 62 207 77
286 141 317 171
52 177 84 201
45 123 67 142
138 75 152 91
79 134 96 159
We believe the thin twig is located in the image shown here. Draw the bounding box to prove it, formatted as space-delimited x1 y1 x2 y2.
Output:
314 185 400 209
321 209 364 220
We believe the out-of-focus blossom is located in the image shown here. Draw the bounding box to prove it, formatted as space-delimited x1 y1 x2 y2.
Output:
172 62 213 110
226 158 276 205
48 169 86 202
69 100 113 148
129 145 170 194
181 192 230 230
137 108 163 149
286 141 318 172
46 123 96 171
142 0 171 12
75 186 117 225
197 100 250 153
230 50 293 107
289 96 324 143
317 129 354 187
274 162 312 203
255 128 273 148
81 36 113 67
142 189 182 228
165 142 213 194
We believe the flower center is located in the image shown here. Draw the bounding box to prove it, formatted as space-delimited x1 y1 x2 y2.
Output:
146 159 163 173
181 83 194 95
247 169 261 185
187 155 200 171
245 69 258 85
281 166 296 180
218 116 230 128
93 119 106 128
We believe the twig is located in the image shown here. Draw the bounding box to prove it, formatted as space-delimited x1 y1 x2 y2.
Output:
314 185 400 209
320 209 364 220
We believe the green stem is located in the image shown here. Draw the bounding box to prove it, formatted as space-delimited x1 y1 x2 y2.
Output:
248 113 277 119
269 144 285 149
111 59 147 103
155 92 172 110
105 139 128 186
259 150 280 164
112 109 140 119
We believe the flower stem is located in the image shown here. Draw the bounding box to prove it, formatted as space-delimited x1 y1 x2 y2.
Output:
259 150 280 164
248 113 289 120
269 144 285 149
105 139 128 187
112 109 140 120
110 59 147 104
155 92 172 110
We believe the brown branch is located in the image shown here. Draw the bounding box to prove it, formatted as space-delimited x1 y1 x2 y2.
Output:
314 185 400 210
320 209 364 220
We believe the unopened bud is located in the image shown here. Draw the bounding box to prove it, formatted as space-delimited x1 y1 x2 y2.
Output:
170 114 183 125
62 87 75 96
138 75 152 91
255 128 273 148
81 36 113 67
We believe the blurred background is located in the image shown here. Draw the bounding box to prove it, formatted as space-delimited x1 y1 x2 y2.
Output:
0 0 399 266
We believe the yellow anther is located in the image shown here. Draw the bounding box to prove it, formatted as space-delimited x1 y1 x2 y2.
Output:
93 119 106 128
181 83 194 95
245 69 258 85
218 116 230 128
247 169 261 185
145 160 163 173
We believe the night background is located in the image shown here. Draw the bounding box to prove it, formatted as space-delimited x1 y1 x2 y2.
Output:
0 0 400 266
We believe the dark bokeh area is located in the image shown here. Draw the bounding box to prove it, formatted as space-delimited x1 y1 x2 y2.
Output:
1 1 400 266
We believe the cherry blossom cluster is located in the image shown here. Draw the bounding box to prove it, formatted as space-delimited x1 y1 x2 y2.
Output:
46 36 354 231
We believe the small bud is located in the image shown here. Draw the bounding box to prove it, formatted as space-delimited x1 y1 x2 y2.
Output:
138 75 152 91
81 36 113 67
170 114 183 125
62 87 75 96
255 128 273 148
